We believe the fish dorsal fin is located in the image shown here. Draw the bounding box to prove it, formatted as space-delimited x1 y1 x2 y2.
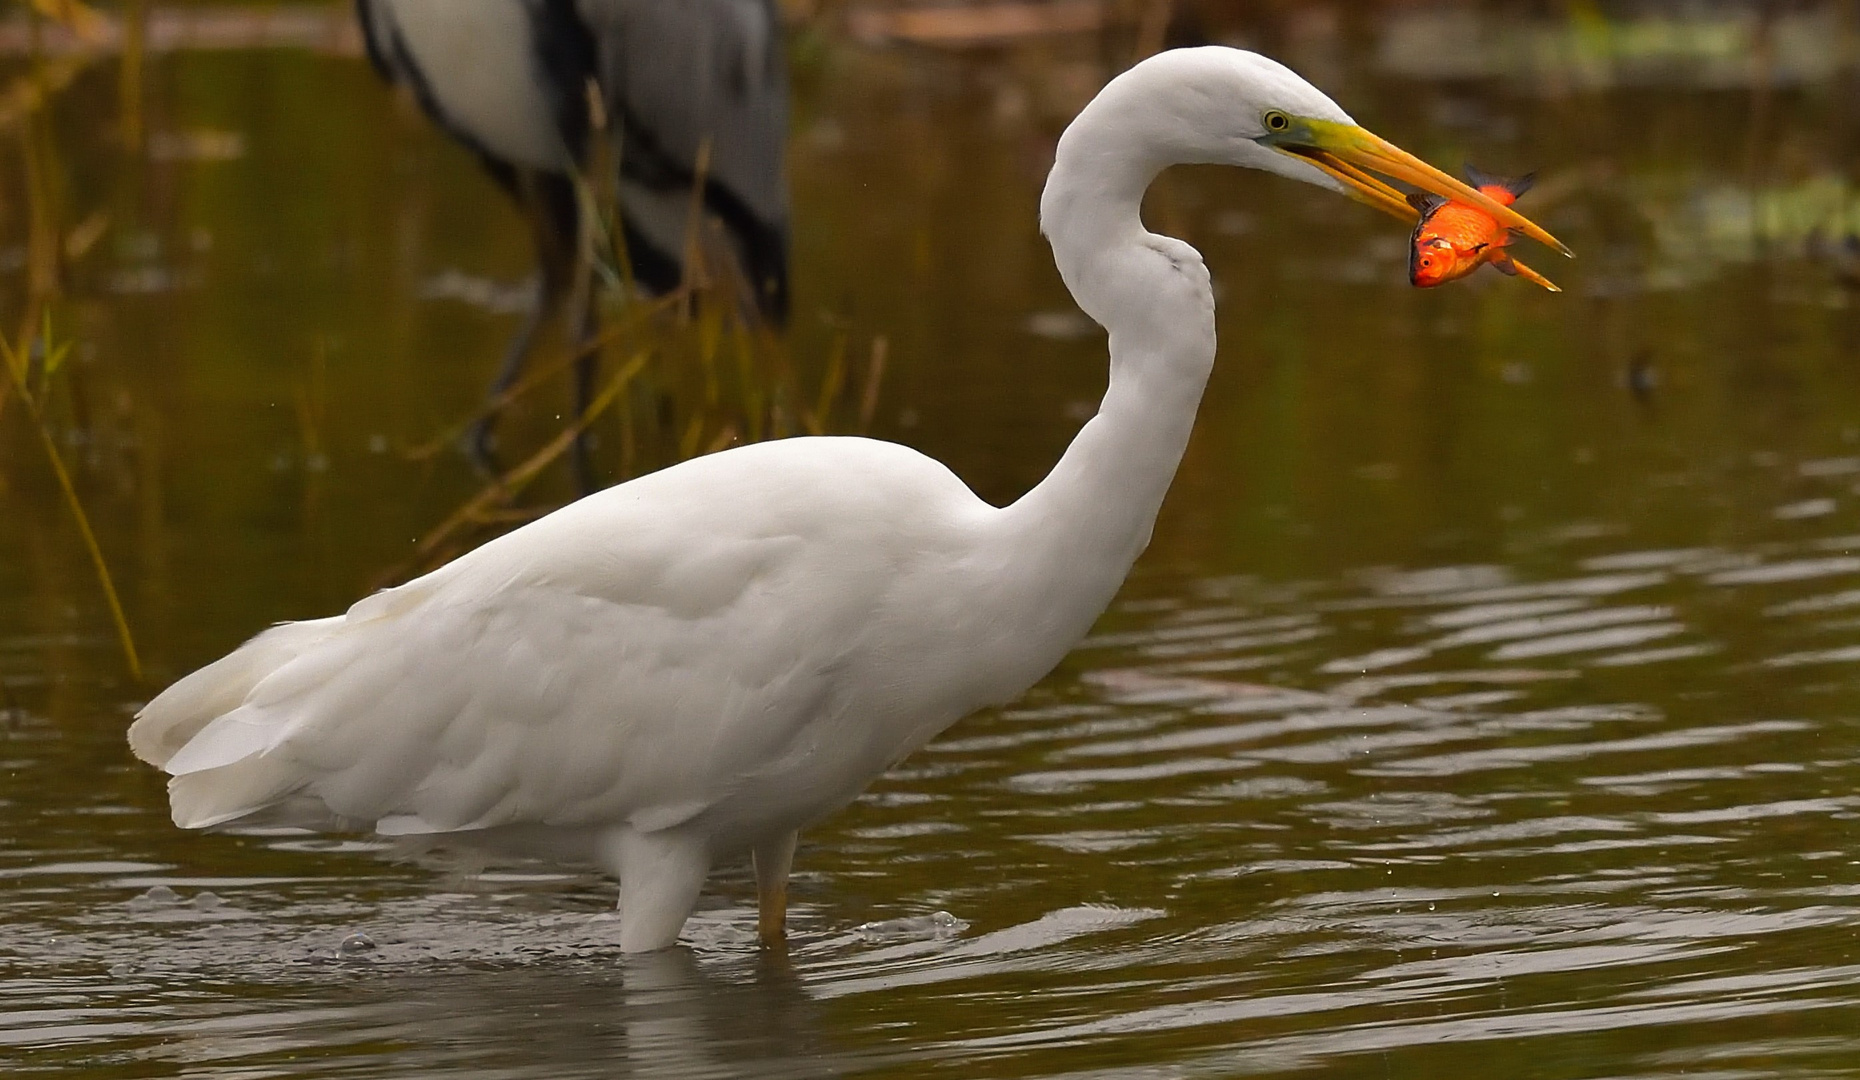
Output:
1406 191 1448 219
1464 165 1536 200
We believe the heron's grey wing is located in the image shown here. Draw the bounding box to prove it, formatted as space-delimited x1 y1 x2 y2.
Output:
575 0 791 320
356 0 586 175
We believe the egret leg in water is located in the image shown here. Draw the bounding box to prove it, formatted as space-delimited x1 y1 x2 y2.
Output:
128 47 1565 953
754 831 797 948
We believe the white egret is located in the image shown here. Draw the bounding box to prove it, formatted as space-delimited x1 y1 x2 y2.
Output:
130 47 1563 953
357 0 790 481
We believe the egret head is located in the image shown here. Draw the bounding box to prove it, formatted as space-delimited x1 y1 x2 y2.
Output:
1085 47 1568 256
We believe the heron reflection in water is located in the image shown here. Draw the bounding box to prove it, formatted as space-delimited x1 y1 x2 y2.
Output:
357 0 792 486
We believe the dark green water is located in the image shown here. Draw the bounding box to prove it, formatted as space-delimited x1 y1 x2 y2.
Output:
4 6 1860 1077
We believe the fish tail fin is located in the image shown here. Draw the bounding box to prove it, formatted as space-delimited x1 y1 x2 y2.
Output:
1500 254 1561 292
1406 191 1448 219
1464 165 1535 203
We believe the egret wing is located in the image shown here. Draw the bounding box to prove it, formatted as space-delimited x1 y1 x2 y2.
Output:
141 438 975 836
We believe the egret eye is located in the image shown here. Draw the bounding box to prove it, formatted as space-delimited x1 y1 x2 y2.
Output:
1262 110 1290 133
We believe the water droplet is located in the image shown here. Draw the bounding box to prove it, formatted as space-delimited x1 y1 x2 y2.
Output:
126 884 181 911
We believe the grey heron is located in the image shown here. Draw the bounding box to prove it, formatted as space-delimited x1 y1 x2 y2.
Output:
357 0 791 486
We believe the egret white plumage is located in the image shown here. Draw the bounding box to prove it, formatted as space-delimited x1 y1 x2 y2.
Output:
131 48 1564 953
357 0 790 482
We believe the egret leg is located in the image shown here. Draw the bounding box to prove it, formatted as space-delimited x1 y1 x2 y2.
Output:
753 830 797 948
603 827 711 953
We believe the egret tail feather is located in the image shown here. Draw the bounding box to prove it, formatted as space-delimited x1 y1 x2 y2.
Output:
128 617 344 768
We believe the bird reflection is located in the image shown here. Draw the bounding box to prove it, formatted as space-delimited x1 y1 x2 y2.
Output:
166 947 841 1077
357 0 791 486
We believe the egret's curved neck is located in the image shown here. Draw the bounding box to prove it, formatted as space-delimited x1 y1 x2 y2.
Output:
994 89 1217 650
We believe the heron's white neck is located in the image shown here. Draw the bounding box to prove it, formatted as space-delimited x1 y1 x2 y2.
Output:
992 89 1217 658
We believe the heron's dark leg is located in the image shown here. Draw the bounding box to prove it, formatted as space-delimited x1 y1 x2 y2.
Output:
467 169 579 479
541 168 603 495
568 287 600 494
466 274 557 477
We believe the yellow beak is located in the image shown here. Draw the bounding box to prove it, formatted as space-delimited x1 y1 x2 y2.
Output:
1266 118 1572 258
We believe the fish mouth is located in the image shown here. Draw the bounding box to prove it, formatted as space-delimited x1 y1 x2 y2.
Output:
1262 118 1572 258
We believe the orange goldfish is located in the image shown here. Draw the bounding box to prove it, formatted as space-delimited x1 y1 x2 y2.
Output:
1407 167 1559 292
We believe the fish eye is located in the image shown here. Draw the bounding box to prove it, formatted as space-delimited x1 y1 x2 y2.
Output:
1262 110 1290 132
